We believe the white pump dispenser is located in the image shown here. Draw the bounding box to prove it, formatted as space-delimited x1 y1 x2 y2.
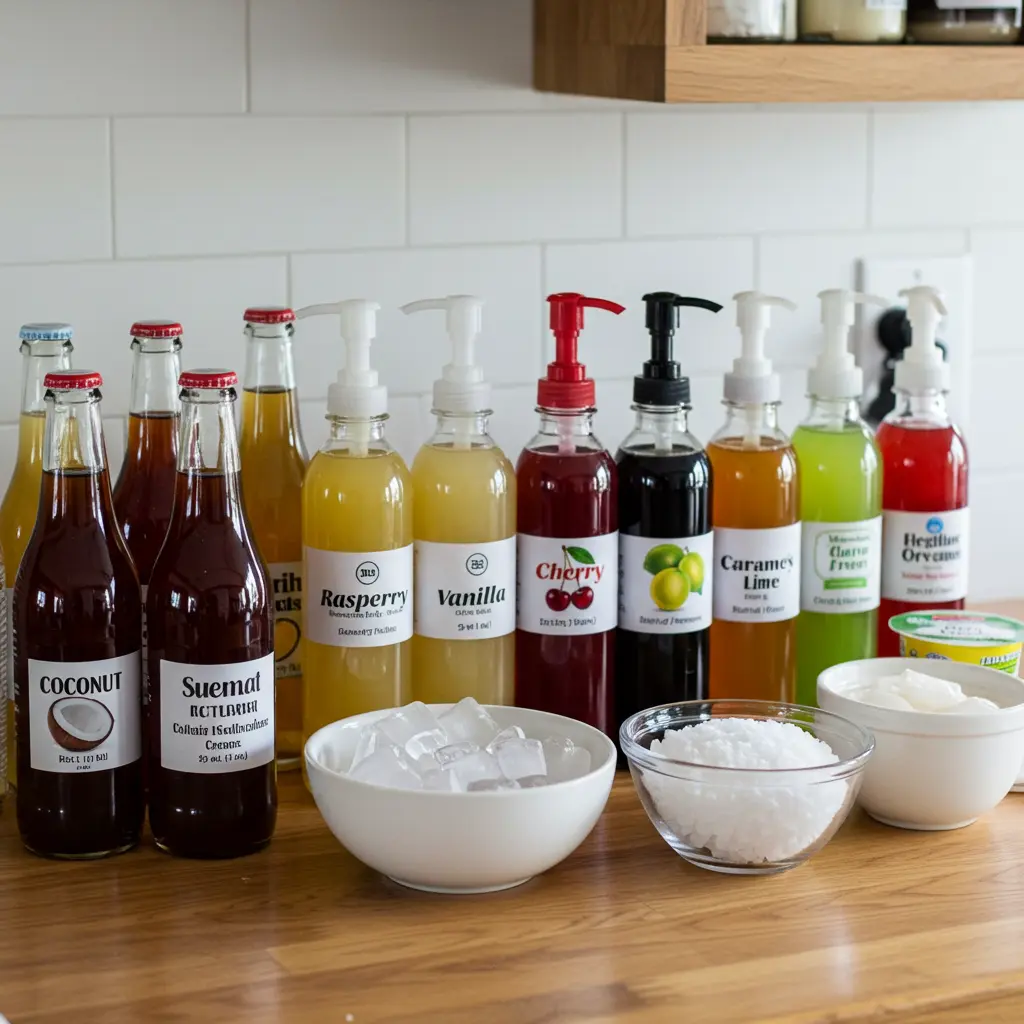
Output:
895 285 949 395
723 291 797 405
808 289 888 400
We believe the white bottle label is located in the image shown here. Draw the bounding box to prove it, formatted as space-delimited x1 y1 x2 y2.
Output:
159 654 275 775
800 517 882 615
3 586 10 704
414 538 516 641
304 545 413 648
618 532 714 634
712 524 801 624
28 652 142 773
881 508 969 603
141 584 149 707
516 532 618 636
269 561 303 679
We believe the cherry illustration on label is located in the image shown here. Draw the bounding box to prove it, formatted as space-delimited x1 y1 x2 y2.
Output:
544 545 597 612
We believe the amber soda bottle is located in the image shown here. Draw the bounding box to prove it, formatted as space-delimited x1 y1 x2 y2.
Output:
15 370 143 859
147 369 276 858
238 307 308 769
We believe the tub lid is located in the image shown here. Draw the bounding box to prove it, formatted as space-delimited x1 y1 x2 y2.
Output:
889 610 1024 647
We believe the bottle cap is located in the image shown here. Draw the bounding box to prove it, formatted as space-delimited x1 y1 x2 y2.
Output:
723 291 796 405
179 369 238 389
894 285 949 394
295 299 385 418
808 289 888 400
401 294 489 413
539 292 625 409
131 320 183 339
20 322 73 342
635 292 722 407
243 307 295 325
44 370 102 390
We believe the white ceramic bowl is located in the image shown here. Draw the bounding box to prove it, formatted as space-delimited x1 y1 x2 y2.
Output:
305 705 616 894
818 658 1024 830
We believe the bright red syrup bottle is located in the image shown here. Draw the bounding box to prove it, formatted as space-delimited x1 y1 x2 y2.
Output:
515 293 624 737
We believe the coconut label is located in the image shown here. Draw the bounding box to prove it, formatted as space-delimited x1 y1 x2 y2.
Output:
618 532 714 634
160 654 275 774
27 652 141 773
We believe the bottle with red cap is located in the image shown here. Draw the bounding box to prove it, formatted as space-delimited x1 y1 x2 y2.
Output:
238 307 308 770
14 369 143 858
146 369 276 858
515 292 624 737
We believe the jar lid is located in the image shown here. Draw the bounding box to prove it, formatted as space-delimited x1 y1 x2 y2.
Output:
889 610 1024 647
179 369 238 389
44 370 102 389
243 307 295 324
131 320 183 339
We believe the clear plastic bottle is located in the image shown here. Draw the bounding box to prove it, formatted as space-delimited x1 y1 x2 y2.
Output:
403 296 515 706
1 323 73 790
238 307 308 769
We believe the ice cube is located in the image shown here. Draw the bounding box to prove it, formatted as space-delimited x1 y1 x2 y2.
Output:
518 775 548 789
349 747 424 791
468 778 521 792
376 701 448 760
543 735 592 783
437 697 500 747
446 749 503 792
434 741 480 768
864 690 915 711
494 737 547 781
486 725 526 753
420 767 459 791
350 724 389 770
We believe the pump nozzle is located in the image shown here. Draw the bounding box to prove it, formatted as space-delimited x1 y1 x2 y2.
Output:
723 291 796 405
895 285 949 394
808 289 888 400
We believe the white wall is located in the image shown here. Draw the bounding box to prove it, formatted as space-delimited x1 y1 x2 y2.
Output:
0 0 1017 597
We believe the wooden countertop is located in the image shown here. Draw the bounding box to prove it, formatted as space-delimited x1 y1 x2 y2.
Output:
3 601 1024 1023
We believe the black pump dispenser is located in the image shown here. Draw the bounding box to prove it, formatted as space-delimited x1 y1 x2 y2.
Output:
635 292 722 408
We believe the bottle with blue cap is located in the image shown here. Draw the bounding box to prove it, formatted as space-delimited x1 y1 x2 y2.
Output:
401 295 516 707
1 322 73 791
296 299 412 768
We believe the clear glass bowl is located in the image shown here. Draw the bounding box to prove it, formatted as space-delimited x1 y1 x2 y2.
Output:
620 700 874 875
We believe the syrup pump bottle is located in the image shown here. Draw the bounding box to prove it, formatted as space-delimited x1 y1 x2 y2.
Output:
147 370 276 858
616 292 721 734
708 292 800 704
876 285 968 656
793 291 885 706
402 295 516 706
2 323 73 790
297 300 412 757
516 292 624 738
15 370 143 858
238 307 309 770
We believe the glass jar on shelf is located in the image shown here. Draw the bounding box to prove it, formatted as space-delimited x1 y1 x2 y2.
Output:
707 0 795 41
800 0 907 42
907 0 1021 42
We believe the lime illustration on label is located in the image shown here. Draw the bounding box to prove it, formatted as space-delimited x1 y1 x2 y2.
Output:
545 545 599 612
643 543 704 612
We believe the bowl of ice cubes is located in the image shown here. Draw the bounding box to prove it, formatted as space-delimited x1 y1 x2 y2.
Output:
304 698 616 894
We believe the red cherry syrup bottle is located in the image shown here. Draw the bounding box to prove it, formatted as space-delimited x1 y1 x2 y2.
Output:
877 286 968 656
15 370 144 858
516 293 624 737
147 370 276 858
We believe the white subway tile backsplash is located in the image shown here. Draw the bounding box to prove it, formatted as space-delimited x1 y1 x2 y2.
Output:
969 229 1024 355
626 112 869 237
0 257 286 415
113 118 405 258
291 247 543 399
874 106 1024 228
968 354 1021 473
544 238 755 378
408 114 623 245
0 120 111 264
970 473 1024 600
0 0 246 115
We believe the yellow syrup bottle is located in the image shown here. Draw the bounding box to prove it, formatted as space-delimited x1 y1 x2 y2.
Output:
402 295 515 706
238 306 309 769
297 299 412 762
708 293 801 704
1 323 73 788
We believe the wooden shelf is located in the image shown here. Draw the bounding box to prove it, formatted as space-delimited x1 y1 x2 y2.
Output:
534 0 1024 103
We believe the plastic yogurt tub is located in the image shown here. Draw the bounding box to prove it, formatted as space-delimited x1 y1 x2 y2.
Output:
889 610 1024 676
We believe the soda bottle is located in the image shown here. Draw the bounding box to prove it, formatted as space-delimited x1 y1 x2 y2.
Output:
238 307 308 769
147 369 276 858
1 323 73 788
15 370 143 858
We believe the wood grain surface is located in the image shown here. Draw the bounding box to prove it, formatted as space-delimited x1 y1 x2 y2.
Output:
3 602 1024 1022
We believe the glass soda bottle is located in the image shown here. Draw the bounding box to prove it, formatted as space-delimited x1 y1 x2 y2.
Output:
147 369 276 858
14 370 143 858
1 323 73 789
238 307 308 769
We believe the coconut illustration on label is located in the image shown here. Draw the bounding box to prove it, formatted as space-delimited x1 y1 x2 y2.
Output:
47 696 114 752
643 543 705 612
540 545 602 612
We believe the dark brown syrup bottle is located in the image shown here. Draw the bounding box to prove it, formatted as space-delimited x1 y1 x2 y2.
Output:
146 368 276 858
